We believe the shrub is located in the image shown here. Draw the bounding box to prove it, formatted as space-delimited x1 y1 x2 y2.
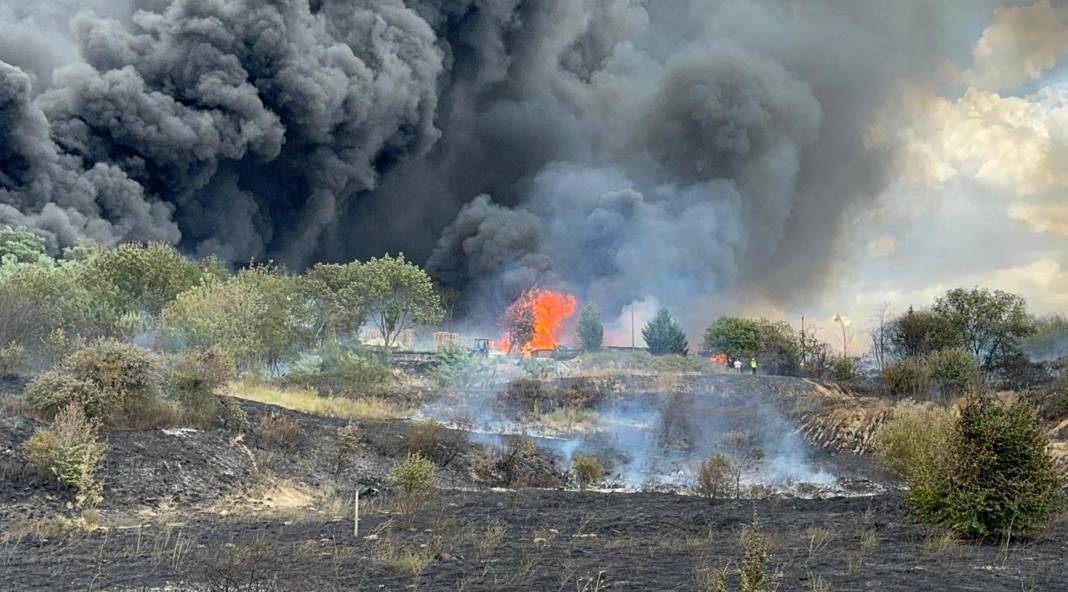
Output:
925 347 982 395
876 402 956 485
166 348 235 427
0 342 28 376
334 422 360 474
257 413 305 449
698 453 735 499
23 403 106 508
435 344 494 388
576 303 604 352
572 454 605 490
285 346 392 396
929 397 1063 538
23 371 103 421
832 357 856 382
393 452 436 495
403 420 469 466
218 397 250 432
883 358 931 397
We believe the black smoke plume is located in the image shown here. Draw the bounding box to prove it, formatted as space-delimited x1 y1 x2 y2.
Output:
0 0 1004 323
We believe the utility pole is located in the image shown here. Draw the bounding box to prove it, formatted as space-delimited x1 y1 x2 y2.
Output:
800 315 805 369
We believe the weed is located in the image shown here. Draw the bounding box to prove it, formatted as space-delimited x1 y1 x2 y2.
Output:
572 454 605 490
393 451 436 495
334 422 360 474
477 520 506 561
256 413 305 449
372 539 432 575
23 403 106 508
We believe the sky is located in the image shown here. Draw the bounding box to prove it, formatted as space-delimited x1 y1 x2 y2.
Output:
770 0 1068 352
1 0 1067 353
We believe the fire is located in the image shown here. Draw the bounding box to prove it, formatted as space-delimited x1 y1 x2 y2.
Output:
498 288 577 355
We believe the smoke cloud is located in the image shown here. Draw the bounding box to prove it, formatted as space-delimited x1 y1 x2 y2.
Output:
0 0 1012 320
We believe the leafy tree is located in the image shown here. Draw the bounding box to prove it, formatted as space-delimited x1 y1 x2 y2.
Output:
883 358 931 397
576 303 604 352
0 225 50 265
888 307 961 359
363 254 444 350
642 308 688 356
163 265 303 370
702 317 761 358
754 319 801 374
84 242 221 316
299 261 370 345
932 288 1034 369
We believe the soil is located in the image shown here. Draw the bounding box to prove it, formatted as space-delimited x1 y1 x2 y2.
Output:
2 489 1066 591
2 372 1066 591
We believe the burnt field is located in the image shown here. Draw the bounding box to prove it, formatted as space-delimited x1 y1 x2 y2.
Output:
2 372 1067 591
3 489 1067 592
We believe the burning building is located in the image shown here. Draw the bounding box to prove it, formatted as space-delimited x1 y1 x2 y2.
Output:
498 288 577 356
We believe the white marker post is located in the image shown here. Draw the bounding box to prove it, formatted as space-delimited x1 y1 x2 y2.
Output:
353 488 360 537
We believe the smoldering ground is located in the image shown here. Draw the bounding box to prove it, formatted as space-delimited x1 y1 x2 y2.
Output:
0 0 1013 323
418 373 843 494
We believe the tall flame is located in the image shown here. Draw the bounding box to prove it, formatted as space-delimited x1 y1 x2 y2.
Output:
498 288 577 355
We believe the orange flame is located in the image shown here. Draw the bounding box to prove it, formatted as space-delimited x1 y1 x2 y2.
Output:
498 288 577 355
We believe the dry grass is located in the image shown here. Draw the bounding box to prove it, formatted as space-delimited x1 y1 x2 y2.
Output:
372 539 433 575
476 520 506 560
229 380 410 420
541 406 599 431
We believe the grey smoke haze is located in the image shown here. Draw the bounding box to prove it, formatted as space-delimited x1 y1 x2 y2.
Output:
0 0 1012 319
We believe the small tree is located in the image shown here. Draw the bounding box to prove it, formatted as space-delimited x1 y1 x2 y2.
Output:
363 254 444 350
698 453 734 499
931 397 1063 538
883 358 931 398
702 317 761 359
643 308 688 356
576 303 604 352
393 451 436 495
84 242 219 316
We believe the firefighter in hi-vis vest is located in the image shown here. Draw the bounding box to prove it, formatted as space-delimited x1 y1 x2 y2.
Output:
750 357 758 375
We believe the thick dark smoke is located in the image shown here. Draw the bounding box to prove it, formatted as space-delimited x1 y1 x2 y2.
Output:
0 1 1007 320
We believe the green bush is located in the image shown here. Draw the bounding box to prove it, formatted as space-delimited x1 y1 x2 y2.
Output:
832 357 856 382
883 358 931 397
166 348 235 427
23 403 107 508
218 397 250 432
435 344 492 388
23 341 175 429
393 452 436 495
930 397 1063 538
879 398 1064 538
285 345 392 396
572 454 605 490
925 347 982 395
876 402 956 487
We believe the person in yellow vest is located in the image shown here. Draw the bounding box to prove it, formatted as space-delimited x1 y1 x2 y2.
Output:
750 357 758 375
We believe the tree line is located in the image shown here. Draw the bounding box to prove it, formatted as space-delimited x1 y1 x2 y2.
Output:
0 226 443 373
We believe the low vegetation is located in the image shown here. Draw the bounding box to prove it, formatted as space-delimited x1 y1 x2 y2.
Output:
23 403 107 508
257 413 305 449
698 453 735 500
877 397 1063 537
230 378 409 420
392 451 436 495
572 454 606 490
